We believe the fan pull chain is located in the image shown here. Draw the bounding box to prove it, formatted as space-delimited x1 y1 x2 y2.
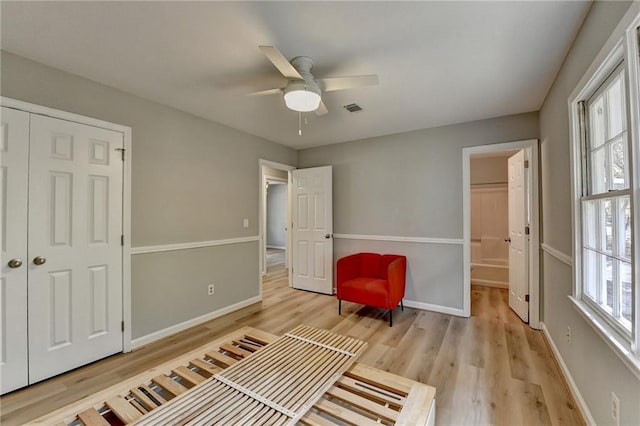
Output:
299 112 302 136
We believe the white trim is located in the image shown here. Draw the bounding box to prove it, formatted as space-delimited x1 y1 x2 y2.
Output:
258 159 295 290
131 295 262 349
267 245 286 250
1 96 134 352
131 236 259 255
463 139 541 327
403 299 466 317
1 97 130 133
333 234 464 245
541 243 573 267
540 322 596 426
568 3 640 362
569 297 640 380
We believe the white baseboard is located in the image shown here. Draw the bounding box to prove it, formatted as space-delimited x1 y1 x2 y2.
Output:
540 322 596 426
403 299 467 317
131 296 262 349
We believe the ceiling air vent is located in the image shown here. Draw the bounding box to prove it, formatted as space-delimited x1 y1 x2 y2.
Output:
343 103 363 113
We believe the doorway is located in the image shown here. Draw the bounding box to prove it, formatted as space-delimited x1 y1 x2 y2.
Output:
462 139 540 328
259 160 294 294
266 179 288 274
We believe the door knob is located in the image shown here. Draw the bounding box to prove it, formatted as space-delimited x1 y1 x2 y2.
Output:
33 256 46 266
325 234 332 239
8 259 23 268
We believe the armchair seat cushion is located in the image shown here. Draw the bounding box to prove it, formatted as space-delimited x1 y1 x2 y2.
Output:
338 277 390 309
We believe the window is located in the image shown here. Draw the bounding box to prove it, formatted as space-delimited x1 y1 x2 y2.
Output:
569 6 640 375
580 64 632 335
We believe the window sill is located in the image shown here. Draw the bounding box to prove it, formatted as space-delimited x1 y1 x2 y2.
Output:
569 296 640 380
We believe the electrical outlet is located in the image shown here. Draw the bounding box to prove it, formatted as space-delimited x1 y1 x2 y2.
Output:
566 326 571 344
611 392 620 425
208 284 215 296
243 218 249 228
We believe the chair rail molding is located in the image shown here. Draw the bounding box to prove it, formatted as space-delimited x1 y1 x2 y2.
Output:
541 243 573 267
333 233 464 245
131 236 259 255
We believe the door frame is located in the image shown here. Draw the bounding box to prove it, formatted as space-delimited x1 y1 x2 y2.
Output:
1 96 133 351
258 159 295 292
462 139 540 328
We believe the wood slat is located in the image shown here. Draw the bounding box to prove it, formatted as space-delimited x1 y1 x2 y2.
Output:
346 362 413 396
172 366 206 386
77 408 110 426
189 358 222 377
151 375 188 397
313 398 381 426
139 384 167 405
130 387 162 411
336 376 405 409
105 396 143 423
325 385 399 422
205 350 239 367
219 343 253 358
244 330 278 346
300 411 338 426
233 339 262 352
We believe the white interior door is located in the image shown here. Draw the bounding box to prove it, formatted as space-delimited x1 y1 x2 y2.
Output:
27 114 124 383
292 166 333 294
0 107 30 394
508 150 529 322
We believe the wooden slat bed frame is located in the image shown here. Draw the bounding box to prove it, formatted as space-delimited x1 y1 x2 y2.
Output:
32 326 436 426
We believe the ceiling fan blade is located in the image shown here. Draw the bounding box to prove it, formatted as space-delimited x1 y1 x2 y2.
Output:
248 88 283 96
259 46 303 80
315 100 328 116
319 74 379 92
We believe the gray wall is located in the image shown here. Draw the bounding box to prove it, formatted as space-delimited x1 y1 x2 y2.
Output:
538 2 640 425
298 112 538 310
266 183 287 248
1 51 297 339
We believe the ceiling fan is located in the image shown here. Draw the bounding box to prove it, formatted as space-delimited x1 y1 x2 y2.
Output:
250 45 378 116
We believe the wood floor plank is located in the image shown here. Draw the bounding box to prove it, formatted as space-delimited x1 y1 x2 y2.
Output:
0 252 584 426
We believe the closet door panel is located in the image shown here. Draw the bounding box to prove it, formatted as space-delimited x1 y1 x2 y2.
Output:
27 114 124 384
0 107 30 394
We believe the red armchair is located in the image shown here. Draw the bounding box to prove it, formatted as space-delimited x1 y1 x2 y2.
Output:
336 253 407 326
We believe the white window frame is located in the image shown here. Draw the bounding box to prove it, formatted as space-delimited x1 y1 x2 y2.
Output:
569 3 640 379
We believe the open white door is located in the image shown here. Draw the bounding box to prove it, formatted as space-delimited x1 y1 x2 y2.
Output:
27 114 124 383
0 107 30 394
508 150 529 322
292 166 333 294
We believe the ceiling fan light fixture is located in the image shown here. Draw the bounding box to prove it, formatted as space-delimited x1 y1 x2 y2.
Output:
284 82 321 112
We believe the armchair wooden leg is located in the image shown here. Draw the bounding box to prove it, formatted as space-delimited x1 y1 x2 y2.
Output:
338 299 342 316
389 309 393 327
400 299 404 311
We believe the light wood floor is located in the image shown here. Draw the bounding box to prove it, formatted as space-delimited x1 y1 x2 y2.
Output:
1 249 583 425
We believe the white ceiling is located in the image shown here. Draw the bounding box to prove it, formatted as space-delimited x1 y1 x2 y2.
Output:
1 1 591 149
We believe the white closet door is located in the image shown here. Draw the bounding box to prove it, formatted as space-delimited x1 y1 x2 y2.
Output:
0 107 30 394
27 114 124 383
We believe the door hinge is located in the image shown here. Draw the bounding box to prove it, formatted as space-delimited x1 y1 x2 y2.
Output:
525 226 530 235
525 294 530 302
121 235 125 246
121 321 125 332
115 147 126 161
524 160 529 168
